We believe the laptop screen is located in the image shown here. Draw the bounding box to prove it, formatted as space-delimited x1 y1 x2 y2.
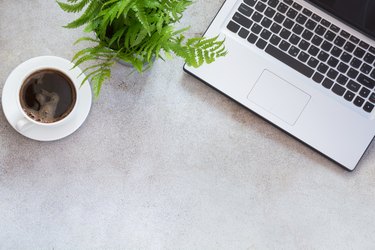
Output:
308 0 375 40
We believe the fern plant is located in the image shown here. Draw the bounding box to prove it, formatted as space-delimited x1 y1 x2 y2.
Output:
57 0 227 97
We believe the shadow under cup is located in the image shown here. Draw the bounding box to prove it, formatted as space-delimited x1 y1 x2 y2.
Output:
19 68 77 124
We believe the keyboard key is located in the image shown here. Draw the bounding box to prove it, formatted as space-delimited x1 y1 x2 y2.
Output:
359 87 370 98
270 23 282 34
363 102 374 113
350 35 359 44
332 84 346 96
305 19 317 30
279 40 291 51
359 41 369 50
255 2 267 12
260 29 272 40
302 8 312 17
308 45 319 56
318 51 329 62
283 0 293 5
296 14 307 25
233 12 253 28
280 28 291 39
256 38 268 49
286 8 298 19
370 46 375 54
331 46 342 57
327 57 339 67
265 44 314 77
364 53 375 64
251 23 262 34
315 25 326 36
289 34 300 45
292 24 304 35
340 30 350 38
308 57 319 68
238 28 250 38
283 18 294 29
357 73 375 89
347 80 361 92
327 68 339 79
369 93 375 103
344 90 355 101
354 92 366 104
340 52 352 63
247 33 258 43
354 96 365 107
268 0 279 8
354 47 366 59
298 51 309 62
333 36 346 47
252 12 263 22
322 78 334 89
265 7 276 18
298 40 310 50
344 42 355 53
312 72 324 83
261 17 272 28
337 74 349 85
371 69 375 79
227 21 240 33
302 29 313 40
337 62 349 73
350 58 362 69
330 24 340 33
324 31 336 42
312 35 323 46
270 34 281 46
321 41 333 52
347 68 359 79
273 13 285 24
311 14 321 22
277 3 289 13
321 19 331 27
244 0 257 6
292 2 302 11
288 45 300 57
317 62 329 73
238 3 254 17
360 63 372 75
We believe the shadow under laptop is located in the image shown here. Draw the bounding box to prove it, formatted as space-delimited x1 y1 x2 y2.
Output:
180 73 348 172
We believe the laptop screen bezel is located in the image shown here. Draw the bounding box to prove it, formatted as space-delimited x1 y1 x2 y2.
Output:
305 0 375 41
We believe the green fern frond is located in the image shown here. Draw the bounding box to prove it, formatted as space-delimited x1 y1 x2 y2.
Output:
56 0 90 13
64 0 101 28
168 35 227 68
58 0 227 97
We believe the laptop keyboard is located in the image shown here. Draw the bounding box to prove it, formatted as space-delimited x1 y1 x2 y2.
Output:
226 0 375 113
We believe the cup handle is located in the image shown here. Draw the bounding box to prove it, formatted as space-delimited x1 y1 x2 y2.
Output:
16 118 34 132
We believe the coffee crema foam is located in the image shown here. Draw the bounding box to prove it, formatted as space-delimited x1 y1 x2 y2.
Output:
20 69 76 123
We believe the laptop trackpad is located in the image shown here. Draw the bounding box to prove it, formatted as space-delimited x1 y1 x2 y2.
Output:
247 70 311 125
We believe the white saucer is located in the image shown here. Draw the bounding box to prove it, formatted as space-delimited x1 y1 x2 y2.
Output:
2 56 92 141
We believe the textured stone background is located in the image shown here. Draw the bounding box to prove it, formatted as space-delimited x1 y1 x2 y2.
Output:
0 0 375 249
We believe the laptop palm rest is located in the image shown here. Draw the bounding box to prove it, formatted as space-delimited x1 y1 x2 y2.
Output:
247 70 311 125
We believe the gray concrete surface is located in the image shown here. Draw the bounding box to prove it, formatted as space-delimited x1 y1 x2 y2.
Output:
1 0 375 249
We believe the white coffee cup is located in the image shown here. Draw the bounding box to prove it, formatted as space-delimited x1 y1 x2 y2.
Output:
12 58 80 132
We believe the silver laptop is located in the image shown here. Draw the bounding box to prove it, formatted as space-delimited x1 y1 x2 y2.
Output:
184 0 375 171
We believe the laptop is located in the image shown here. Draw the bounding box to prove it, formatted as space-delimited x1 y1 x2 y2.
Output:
184 0 375 171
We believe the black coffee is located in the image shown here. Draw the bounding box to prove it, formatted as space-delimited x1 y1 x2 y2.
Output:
19 69 76 123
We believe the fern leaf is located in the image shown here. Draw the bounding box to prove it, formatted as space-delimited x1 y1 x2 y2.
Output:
64 0 101 28
91 68 111 97
56 0 90 13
